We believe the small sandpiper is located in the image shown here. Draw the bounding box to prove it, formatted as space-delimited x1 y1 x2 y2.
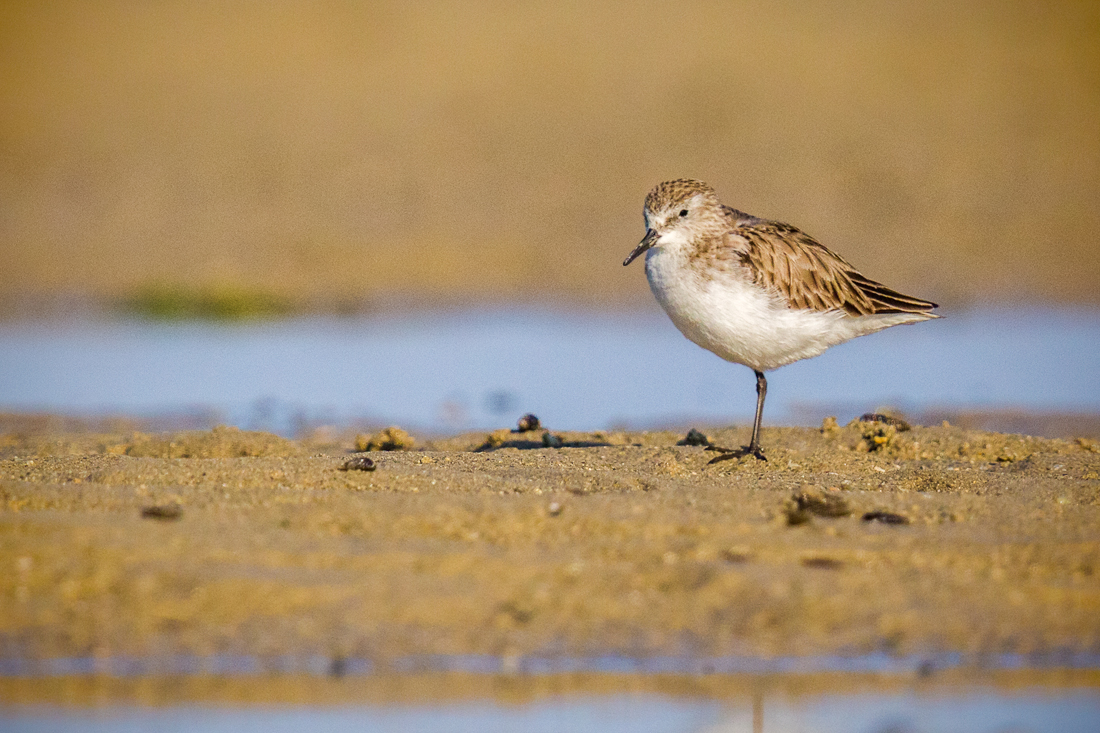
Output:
623 178 938 461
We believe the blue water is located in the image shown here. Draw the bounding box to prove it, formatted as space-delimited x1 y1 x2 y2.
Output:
0 307 1097 433
4 652 1098 731
5 650 1100 678
4 691 1099 733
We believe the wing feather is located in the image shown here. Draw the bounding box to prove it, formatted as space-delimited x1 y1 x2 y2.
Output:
737 221 938 316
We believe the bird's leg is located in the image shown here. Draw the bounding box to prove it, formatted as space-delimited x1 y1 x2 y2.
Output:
746 370 767 460
707 369 768 464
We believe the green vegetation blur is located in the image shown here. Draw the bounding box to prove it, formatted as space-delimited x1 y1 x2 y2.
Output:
1 0 1097 318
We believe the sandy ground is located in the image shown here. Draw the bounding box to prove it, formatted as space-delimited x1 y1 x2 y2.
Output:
1 415 1098 704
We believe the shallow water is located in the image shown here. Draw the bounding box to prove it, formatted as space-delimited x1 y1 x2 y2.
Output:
4 690 1100 733
0 307 1097 433
5 650 1100 678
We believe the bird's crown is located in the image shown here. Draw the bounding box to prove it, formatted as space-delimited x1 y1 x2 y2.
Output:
644 179 718 215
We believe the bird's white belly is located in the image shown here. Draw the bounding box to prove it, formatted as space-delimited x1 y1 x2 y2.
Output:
644 247 905 372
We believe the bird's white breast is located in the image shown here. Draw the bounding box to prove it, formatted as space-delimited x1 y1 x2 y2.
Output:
643 244 920 372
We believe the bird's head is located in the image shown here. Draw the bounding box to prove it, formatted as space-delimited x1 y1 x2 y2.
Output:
623 179 721 266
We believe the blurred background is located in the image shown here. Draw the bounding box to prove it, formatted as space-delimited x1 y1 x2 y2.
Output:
1 0 1098 434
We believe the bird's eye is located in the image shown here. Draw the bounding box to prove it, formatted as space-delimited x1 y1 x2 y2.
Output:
679 209 689 217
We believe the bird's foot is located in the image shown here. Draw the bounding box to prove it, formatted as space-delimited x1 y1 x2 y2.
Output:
706 445 767 464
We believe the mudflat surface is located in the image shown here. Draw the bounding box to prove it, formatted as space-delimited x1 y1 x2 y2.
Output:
1 417 1098 673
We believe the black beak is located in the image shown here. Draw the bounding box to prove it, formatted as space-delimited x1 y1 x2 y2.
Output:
623 229 658 266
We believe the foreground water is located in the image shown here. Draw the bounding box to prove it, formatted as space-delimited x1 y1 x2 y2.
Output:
4 689 1099 733
1 307 1097 434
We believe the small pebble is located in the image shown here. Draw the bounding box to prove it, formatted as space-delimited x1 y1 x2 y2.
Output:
677 428 711 447
341 456 376 472
517 413 541 432
801 556 844 569
329 657 348 677
858 413 912 431
547 501 563 516
862 510 909 525
141 505 182 521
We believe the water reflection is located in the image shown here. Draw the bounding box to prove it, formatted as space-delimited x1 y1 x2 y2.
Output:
3 690 1099 733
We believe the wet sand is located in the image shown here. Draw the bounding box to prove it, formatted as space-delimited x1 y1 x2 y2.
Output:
1 417 1099 702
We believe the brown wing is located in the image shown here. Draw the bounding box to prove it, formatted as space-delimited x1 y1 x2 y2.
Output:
736 221 938 316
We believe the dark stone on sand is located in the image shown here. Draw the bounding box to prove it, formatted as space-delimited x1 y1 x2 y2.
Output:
858 413 912 432
862 511 909 525
341 456 377 471
678 428 711 446
141 505 182 521
516 413 541 432
801 556 844 569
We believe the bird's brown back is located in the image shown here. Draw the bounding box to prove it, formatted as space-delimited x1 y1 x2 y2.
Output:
733 217 938 317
